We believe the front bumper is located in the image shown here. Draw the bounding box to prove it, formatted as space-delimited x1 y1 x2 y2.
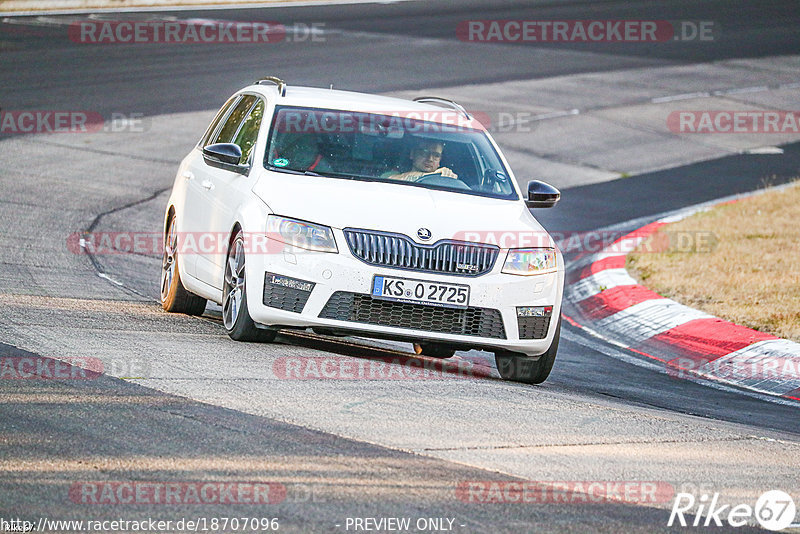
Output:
245 233 564 357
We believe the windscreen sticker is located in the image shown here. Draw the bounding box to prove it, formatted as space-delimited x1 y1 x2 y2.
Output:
272 158 289 167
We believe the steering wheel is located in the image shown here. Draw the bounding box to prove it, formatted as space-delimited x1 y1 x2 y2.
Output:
415 173 471 190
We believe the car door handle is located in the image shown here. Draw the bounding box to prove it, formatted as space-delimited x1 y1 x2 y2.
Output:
182 170 194 181
201 180 215 191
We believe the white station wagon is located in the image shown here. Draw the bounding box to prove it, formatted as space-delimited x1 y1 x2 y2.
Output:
161 77 565 383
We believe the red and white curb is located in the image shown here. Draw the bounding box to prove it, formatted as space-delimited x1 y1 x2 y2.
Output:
563 215 800 403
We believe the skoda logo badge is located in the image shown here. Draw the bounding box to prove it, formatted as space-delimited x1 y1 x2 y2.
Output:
417 228 432 241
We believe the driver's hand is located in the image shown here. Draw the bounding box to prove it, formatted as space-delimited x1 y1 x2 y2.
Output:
436 167 458 179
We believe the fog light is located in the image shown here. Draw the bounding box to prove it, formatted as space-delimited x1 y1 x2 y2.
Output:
517 305 553 317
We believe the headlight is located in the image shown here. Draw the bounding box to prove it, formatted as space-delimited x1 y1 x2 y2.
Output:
502 248 557 275
267 215 338 253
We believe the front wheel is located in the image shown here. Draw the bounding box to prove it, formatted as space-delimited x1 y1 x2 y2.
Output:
495 316 561 384
161 213 207 315
223 230 277 342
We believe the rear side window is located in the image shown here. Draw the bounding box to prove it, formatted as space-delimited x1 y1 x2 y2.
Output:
211 95 257 145
200 96 238 147
233 100 265 164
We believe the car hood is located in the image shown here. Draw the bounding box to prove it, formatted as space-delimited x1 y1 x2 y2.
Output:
253 173 555 249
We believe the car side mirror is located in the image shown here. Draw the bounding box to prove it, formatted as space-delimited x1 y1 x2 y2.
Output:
525 180 560 209
202 143 250 175
203 143 241 164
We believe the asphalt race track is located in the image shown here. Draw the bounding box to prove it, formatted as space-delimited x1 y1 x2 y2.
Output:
1 1 799 533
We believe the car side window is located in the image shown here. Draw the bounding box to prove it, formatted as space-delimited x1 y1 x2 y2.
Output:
201 96 239 148
232 99 265 164
211 95 257 145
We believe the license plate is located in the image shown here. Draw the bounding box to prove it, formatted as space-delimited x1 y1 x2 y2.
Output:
371 275 470 309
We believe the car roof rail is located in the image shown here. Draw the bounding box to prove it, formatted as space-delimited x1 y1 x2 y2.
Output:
413 96 471 120
255 76 287 97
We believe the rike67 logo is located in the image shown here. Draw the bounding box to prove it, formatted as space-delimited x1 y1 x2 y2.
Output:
669 490 797 531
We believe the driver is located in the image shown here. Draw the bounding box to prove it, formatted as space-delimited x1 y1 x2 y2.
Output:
387 139 458 182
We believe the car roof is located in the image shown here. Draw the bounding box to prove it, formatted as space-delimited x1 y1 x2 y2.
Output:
241 83 486 130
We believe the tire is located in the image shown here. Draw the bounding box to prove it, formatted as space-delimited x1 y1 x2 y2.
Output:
413 342 456 359
222 229 277 342
495 316 561 384
161 213 207 316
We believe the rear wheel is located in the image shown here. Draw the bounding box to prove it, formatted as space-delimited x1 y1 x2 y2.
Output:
161 213 207 315
413 342 456 359
223 230 277 342
495 316 561 384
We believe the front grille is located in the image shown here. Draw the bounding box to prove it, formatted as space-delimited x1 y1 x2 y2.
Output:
518 316 551 340
319 291 506 339
263 273 314 313
343 229 498 276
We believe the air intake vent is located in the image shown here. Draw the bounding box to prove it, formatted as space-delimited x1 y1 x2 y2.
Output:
319 292 506 339
343 229 498 277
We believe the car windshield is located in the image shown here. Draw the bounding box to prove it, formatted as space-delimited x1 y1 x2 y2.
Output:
264 106 518 200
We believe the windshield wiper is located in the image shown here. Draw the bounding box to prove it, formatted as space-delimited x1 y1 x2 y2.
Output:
307 169 369 180
266 165 305 174
267 166 387 182
266 166 340 178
